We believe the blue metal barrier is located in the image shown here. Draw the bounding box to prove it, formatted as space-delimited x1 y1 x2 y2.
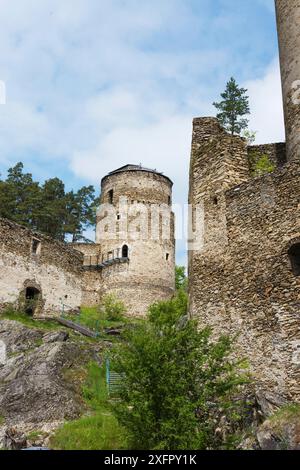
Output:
105 358 123 396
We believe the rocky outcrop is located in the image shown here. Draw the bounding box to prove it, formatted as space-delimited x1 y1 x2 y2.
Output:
257 404 300 450
239 394 300 450
0 319 103 449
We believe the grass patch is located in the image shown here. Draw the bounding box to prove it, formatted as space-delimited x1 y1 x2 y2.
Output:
63 306 144 337
50 362 127 450
1 308 61 331
50 413 126 450
269 403 300 424
0 415 5 426
75 306 127 330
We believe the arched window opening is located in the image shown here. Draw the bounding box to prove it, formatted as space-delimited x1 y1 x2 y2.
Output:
122 245 129 258
288 243 300 276
108 189 113 204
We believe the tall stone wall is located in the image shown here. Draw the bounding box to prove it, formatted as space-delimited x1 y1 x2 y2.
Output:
0 218 83 317
275 0 300 161
97 168 175 316
188 118 250 322
188 118 300 401
70 243 104 306
225 161 300 399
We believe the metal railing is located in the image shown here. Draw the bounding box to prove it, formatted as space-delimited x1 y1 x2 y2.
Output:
106 358 123 396
83 256 129 270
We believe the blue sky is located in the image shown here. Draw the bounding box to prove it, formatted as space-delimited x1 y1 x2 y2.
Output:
0 0 284 266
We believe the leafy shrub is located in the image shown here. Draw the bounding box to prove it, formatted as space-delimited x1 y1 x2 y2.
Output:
111 292 250 450
100 294 127 322
249 152 276 177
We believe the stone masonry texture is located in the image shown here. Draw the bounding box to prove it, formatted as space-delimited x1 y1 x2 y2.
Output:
188 117 300 401
0 164 175 319
188 0 300 403
94 167 176 317
0 218 83 316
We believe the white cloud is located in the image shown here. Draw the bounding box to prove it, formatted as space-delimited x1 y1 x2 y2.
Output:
245 59 285 144
0 0 283 263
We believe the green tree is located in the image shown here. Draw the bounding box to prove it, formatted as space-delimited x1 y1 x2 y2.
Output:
213 77 250 136
111 293 250 450
0 162 41 228
37 178 67 241
0 162 99 242
64 186 99 242
175 265 188 291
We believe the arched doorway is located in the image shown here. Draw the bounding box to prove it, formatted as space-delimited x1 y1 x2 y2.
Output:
25 287 41 315
122 245 129 258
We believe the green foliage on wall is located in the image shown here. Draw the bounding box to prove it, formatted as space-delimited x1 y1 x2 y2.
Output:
249 152 276 177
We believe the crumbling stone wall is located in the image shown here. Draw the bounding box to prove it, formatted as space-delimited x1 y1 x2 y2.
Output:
225 161 300 399
0 218 83 317
188 118 300 401
188 117 250 323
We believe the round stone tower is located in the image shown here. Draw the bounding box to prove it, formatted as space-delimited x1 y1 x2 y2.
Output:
275 0 300 161
96 164 175 317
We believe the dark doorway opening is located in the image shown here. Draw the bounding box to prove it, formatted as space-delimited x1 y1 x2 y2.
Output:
288 243 300 276
122 245 129 258
25 287 40 315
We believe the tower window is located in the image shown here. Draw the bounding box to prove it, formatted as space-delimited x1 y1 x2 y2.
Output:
288 243 300 276
122 245 129 258
31 238 41 255
166 253 169 261
108 189 114 204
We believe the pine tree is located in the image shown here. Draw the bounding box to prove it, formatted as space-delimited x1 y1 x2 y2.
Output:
0 162 99 242
213 77 250 136
0 162 41 228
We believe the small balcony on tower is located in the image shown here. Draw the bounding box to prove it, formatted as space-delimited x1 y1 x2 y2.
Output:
83 246 129 271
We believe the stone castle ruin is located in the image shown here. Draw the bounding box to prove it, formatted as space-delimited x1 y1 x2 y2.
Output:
0 0 299 404
0 165 175 317
188 0 300 401
74 165 175 316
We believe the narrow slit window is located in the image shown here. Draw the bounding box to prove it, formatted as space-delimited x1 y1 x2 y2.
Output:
108 189 114 204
